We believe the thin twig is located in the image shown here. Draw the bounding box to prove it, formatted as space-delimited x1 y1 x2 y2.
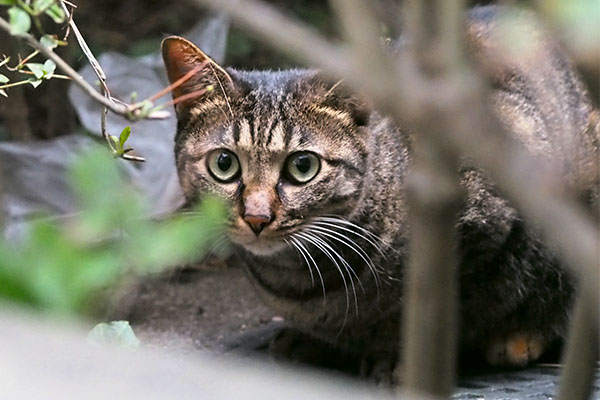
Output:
148 61 209 102
0 80 33 90
57 0 121 153
160 87 211 109
59 2 108 88
5 49 39 71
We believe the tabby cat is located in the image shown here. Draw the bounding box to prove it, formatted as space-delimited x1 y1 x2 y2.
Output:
161 6 598 380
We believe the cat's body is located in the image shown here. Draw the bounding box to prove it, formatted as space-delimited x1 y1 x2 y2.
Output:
162 6 598 378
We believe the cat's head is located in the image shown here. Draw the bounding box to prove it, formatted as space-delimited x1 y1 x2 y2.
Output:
162 37 371 257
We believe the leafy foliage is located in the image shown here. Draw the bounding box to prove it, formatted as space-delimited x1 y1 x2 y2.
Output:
0 0 68 95
0 147 227 316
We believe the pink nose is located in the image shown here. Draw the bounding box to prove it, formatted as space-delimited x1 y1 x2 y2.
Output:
244 214 272 236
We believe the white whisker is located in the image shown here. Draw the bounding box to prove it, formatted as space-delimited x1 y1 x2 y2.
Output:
306 223 381 298
298 231 360 318
295 231 352 329
311 217 388 260
284 238 315 286
289 236 327 302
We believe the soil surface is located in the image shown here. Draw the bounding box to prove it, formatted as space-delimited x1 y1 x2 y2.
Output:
124 258 277 356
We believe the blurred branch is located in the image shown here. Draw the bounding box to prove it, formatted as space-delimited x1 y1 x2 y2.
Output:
401 129 462 395
557 289 600 400
328 0 390 74
398 0 465 395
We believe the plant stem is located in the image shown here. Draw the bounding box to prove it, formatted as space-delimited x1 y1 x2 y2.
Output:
0 79 33 90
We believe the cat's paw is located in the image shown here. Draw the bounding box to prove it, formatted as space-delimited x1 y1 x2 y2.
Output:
269 328 339 366
485 333 545 367
359 355 397 386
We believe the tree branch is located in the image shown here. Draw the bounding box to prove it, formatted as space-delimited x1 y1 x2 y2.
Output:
398 0 465 395
401 126 462 395
557 289 600 400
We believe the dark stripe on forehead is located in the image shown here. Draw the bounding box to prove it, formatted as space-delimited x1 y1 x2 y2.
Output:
283 120 294 148
279 102 294 148
265 117 279 147
297 129 313 147
232 120 241 143
247 113 256 142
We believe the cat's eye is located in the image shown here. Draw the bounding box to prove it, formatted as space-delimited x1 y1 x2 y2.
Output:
206 149 241 183
285 152 320 184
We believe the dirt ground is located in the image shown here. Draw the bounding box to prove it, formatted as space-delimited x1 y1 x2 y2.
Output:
122 257 280 357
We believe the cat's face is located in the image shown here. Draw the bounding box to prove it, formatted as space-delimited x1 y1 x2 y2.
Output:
163 37 370 256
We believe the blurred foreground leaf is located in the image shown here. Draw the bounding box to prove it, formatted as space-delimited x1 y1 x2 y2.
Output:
88 321 140 348
8 6 31 35
0 146 227 316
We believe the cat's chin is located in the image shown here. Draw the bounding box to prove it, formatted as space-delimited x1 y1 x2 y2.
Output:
231 236 288 257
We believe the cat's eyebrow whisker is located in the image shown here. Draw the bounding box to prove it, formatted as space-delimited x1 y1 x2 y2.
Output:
306 223 381 299
295 231 352 330
289 236 327 303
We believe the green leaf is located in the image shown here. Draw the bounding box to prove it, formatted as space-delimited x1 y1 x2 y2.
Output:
43 59 56 78
0 0 17 5
45 4 65 23
40 34 58 50
29 79 42 88
118 126 131 148
0 89 7 97
0 74 9 84
87 321 140 348
25 63 45 79
8 6 31 36
33 0 54 13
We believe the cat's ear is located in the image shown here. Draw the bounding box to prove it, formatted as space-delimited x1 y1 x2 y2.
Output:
302 74 371 127
161 36 233 112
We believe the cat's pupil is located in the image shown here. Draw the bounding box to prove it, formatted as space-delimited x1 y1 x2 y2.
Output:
217 152 232 171
294 155 311 174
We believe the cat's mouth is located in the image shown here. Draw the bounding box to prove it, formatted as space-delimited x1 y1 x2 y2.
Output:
229 232 289 257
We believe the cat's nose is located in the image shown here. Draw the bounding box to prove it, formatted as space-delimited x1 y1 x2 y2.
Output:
244 214 272 236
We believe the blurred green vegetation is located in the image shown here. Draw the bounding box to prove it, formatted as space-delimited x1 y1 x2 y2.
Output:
0 146 227 316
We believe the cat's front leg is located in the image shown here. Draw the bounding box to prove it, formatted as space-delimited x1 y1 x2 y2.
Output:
268 324 401 385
